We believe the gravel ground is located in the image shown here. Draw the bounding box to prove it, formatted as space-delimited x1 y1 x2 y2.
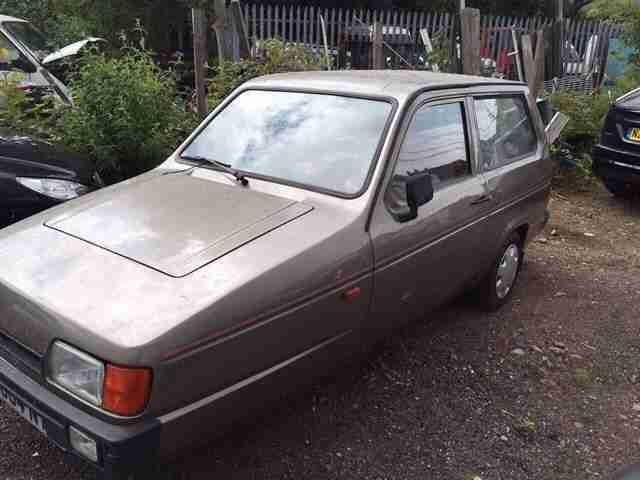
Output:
1 184 640 480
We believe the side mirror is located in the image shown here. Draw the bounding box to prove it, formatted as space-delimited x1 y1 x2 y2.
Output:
396 171 434 223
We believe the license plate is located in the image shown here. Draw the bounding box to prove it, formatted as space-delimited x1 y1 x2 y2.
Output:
626 127 640 142
0 380 46 435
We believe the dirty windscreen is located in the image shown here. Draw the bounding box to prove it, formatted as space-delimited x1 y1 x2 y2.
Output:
181 90 392 196
3 21 51 59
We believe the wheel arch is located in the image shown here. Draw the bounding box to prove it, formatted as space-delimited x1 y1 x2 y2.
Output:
514 223 530 246
496 217 530 254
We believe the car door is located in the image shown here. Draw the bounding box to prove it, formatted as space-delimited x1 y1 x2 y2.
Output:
368 94 496 336
0 28 68 103
471 92 550 250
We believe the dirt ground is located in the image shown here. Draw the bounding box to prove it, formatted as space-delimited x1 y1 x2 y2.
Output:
1 183 640 480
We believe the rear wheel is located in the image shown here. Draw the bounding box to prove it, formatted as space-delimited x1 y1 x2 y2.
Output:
604 180 633 198
479 232 523 311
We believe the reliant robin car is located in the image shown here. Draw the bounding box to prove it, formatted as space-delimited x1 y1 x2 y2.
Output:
0 71 552 479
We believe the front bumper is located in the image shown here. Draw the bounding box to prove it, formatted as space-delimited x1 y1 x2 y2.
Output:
0 355 161 479
592 144 640 186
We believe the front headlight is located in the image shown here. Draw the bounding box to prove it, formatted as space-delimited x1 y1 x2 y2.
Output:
16 177 89 200
47 342 104 406
47 341 153 416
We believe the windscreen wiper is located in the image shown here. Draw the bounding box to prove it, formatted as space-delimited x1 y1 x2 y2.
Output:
181 155 249 186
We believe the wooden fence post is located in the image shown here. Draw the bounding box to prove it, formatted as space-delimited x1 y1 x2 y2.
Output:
448 14 461 73
320 14 331 69
192 8 208 118
372 21 384 69
213 0 234 64
230 0 251 59
533 31 545 96
460 8 481 75
521 31 545 98
551 0 564 77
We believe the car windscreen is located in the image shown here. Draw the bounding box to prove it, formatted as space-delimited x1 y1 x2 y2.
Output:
181 90 392 196
3 21 51 59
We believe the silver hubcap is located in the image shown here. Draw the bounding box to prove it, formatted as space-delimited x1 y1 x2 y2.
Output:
496 244 520 299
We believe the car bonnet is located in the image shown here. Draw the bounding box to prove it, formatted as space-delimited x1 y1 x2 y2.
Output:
44 173 313 277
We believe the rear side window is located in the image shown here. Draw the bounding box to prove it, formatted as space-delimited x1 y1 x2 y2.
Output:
385 101 470 215
475 96 538 171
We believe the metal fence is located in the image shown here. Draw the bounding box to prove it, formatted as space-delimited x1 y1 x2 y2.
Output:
242 2 624 86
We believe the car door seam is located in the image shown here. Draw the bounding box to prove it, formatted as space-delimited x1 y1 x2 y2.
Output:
161 268 374 361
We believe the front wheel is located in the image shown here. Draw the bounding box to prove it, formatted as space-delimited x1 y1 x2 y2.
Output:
479 233 523 311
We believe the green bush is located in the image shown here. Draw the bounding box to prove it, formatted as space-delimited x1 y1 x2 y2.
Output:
207 39 323 110
548 89 612 188
55 48 197 180
549 89 611 155
613 66 640 94
0 75 30 127
581 0 638 22
0 73 58 138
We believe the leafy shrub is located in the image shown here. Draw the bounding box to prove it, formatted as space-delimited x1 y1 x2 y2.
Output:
53 47 198 180
549 89 611 155
422 33 451 73
0 75 29 127
548 89 611 188
0 74 58 138
207 39 323 109
581 0 638 22
613 66 640 94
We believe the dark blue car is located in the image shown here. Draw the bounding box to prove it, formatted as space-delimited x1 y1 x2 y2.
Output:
593 88 640 197
0 132 99 227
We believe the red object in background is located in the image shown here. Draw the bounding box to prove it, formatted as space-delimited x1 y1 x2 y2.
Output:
480 28 514 78
497 49 513 77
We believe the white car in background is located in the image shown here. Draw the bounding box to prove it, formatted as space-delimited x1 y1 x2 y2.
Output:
0 14 101 104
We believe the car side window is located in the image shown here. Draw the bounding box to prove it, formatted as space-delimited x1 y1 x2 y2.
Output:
475 96 538 171
385 101 470 217
0 33 21 69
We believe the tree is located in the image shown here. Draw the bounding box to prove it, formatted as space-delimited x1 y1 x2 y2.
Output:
0 0 151 46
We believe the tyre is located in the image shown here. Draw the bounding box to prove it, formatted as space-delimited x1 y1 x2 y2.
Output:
604 180 632 198
479 232 523 311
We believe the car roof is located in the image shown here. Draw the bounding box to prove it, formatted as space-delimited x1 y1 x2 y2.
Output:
0 14 26 23
244 70 524 99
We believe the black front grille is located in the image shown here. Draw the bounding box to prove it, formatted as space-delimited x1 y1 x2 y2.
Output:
0 330 42 381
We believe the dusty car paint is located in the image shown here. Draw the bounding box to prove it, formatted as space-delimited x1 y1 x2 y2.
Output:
0 71 551 477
